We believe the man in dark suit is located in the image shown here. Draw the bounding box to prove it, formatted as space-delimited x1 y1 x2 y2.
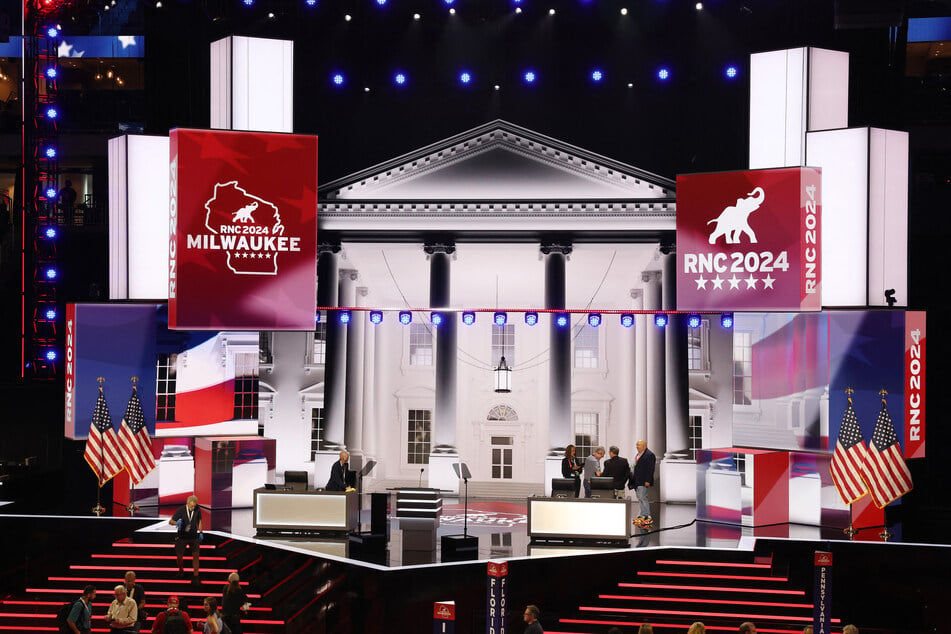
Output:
601 446 631 500
630 439 656 521
326 450 351 491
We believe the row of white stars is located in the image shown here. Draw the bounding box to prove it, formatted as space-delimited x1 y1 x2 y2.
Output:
232 251 273 259
694 274 776 290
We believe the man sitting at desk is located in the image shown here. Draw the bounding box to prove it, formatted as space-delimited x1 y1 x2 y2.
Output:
326 450 354 491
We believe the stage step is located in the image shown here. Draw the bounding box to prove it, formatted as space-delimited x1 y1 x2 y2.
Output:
552 551 839 634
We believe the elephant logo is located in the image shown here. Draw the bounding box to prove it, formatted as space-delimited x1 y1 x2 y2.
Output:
707 186 765 244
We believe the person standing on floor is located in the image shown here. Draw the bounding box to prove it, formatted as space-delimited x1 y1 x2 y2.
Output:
630 439 656 522
65 584 96 634
104 584 138 633
221 572 250 634
151 595 193 634
582 446 605 498
169 495 203 584
601 446 631 500
561 444 582 497
123 571 146 633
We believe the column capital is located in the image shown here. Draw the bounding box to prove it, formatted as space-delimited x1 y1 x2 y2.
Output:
357 287 369 298
630 289 644 300
339 268 359 282
641 270 663 284
540 243 573 256
424 242 456 255
659 238 676 256
318 241 341 255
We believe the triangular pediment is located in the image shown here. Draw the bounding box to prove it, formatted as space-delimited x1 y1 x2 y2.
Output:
320 120 675 201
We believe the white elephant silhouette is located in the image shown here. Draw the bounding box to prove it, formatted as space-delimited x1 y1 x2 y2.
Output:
707 187 765 244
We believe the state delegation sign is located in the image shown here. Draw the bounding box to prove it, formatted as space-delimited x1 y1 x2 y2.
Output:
169 129 318 330
676 167 821 312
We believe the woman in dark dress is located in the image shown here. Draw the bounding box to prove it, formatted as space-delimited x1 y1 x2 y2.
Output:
561 444 582 498
221 572 249 634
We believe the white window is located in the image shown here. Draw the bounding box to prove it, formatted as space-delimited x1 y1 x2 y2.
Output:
310 407 325 459
155 353 177 422
407 409 432 464
733 331 753 405
410 323 434 366
574 323 599 369
573 412 599 459
491 436 513 479
687 319 710 372
233 352 259 420
688 415 702 460
492 324 515 366
311 320 327 365
487 405 518 421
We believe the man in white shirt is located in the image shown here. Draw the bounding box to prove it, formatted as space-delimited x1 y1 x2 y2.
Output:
104 584 138 633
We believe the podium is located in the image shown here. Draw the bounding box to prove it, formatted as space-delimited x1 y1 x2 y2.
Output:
253 488 358 535
395 488 442 565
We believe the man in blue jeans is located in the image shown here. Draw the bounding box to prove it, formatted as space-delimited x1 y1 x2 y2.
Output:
630 439 656 522
582 447 604 498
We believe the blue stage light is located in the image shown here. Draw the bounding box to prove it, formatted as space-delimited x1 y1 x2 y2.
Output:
524 311 538 326
45 226 57 239
444 0 454 4
721 313 734 329
654 313 668 327
46 350 57 361
314 312 321 324
243 0 254 6
459 71 472 84
399 311 413 325
47 27 59 38
45 308 57 320
45 187 57 199
338 309 352 325
687 314 701 329
657 68 670 81
555 313 569 328
377 0 387 5
394 72 407 85
369 310 383 324
332 73 345 86
587 313 602 328
306 0 317 5
46 107 58 119
620 313 635 328
462 311 476 325
45 267 57 280
430 311 444 326
46 67 57 79
45 147 57 159
725 65 738 79
523 70 536 84
591 69 603 82
494 311 507 326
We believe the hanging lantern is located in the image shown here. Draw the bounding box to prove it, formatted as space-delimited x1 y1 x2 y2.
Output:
494 355 512 393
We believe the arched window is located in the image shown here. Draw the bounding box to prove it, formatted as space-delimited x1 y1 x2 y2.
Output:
486 405 518 421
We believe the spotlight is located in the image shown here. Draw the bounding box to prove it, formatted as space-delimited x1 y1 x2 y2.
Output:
45 308 57 320
591 69 603 82
314 312 321 324
523 70 536 84
444 0 454 4
45 349 58 361
515 6 522 13
657 68 670 81
399 311 413 325
620 7 628 15
338 310 352 324
344 14 352 21
45 187 57 199
46 67 57 79
267 12 275 19
620 313 635 328
494 311 507 326
46 107 58 119
720 313 734 329
46 26 59 37
45 147 57 158
44 226 57 239
394 72 407 85
549 8 555 15
654 313 668 328
430 311 444 326
462 311 476 325
459 71 472 85
695 2 703 9
369 310 383 324
242 0 253 5
45 267 57 279
587 313 602 328
376 0 386 5
413 13 420 19
524 311 538 326
306 0 316 5
332 72 345 86
554 313 570 328
687 314 701 329
725 65 738 79
449 7 455 14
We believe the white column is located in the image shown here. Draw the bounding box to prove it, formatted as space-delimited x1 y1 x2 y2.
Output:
662 248 689 456
345 287 368 457
642 270 666 460
323 269 356 450
361 300 378 464
631 289 648 447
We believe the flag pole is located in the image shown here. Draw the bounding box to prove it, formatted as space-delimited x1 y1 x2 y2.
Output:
92 377 106 517
126 377 140 515
841 387 856 539
877 388 892 542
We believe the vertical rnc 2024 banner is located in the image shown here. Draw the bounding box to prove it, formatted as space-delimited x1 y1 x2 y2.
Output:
168 128 318 330
677 167 821 312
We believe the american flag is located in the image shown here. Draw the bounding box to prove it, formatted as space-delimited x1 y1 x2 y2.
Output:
117 388 157 485
861 398 914 509
83 387 123 485
830 397 869 505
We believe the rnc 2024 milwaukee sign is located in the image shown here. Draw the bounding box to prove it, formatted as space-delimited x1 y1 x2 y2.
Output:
676 167 821 312
168 129 318 330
